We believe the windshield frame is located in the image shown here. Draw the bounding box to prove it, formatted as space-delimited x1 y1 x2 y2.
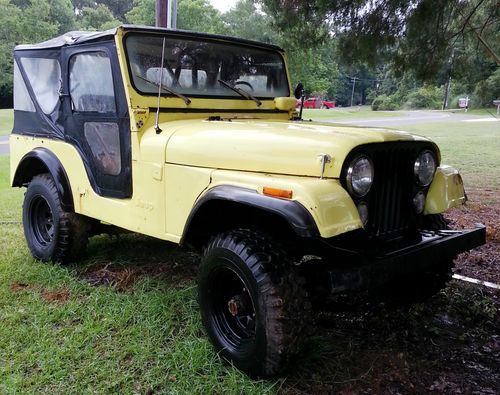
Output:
123 32 290 101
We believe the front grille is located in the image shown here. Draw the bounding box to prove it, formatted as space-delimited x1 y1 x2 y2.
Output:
342 142 436 240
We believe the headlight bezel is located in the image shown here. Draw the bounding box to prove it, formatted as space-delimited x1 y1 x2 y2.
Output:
414 149 437 187
346 155 374 197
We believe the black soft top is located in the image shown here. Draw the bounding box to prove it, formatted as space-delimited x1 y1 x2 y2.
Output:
14 25 284 52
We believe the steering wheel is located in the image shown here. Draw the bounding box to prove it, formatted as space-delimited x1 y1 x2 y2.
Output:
234 80 254 92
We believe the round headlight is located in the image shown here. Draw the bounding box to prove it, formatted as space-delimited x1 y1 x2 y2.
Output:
346 155 374 197
414 150 436 186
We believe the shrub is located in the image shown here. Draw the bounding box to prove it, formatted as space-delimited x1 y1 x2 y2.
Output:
371 94 400 111
471 69 500 108
403 85 442 109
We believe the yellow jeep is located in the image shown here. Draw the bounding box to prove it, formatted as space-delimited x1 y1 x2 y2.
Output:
10 25 485 377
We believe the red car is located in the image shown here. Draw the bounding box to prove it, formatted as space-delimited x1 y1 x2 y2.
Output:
296 97 336 109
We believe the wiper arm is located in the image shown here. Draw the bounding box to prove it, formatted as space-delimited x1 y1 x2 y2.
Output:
218 79 262 107
135 74 191 105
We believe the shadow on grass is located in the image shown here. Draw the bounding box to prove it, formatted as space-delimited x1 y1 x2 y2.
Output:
74 233 199 291
66 234 498 394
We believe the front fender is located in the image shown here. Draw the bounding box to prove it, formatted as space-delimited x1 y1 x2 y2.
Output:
184 185 319 239
424 165 466 215
198 170 363 239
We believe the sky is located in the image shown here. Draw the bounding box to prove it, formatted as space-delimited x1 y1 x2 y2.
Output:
208 0 239 13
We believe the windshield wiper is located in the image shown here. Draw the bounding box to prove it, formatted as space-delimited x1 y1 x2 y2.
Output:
135 74 191 105
218 79 262 107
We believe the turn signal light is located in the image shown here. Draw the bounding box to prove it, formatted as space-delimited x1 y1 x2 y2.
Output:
263 187 293 199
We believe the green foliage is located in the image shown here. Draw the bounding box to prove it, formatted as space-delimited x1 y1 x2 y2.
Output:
80 4 120 30
471 68 500 108
403 85 443 110
177 0 227 34
126 0 228 34
0 0 66 107
126 0 154 25
286 42 340 98
371 95 399 111
262 0 499 81
50 0 77 33
223 0 277 43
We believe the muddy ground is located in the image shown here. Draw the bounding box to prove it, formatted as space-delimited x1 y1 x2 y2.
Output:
80 192 499 394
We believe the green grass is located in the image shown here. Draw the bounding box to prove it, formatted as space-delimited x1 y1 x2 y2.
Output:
1 114 499 392
0 155 279 393
302 105 401 120
401 121 500 193
0 109 13 136
448 108 499 117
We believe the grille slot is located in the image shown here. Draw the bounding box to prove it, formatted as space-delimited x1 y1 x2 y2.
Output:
343 142 435 240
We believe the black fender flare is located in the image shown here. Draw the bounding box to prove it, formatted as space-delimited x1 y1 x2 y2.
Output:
181 185 319 245
12 148 74 212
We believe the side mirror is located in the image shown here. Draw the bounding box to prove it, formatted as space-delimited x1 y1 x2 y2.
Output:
294 82 304 99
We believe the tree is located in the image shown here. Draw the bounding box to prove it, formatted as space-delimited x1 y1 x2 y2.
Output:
0 0 61 107
261 0 499 80
126 0 227 34
79 4 121 30
223 0 278 43
50 0 78 33
177 0 227 34
126 0 155 25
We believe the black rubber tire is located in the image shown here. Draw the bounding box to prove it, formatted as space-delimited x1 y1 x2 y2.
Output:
377 214 454 306
198 229 311 377
22 173 90 264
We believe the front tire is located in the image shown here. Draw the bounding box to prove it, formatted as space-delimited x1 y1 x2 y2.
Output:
23 173 89 263
198 229 310 377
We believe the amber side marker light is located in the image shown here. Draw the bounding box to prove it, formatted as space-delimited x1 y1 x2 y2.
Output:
263 187 293 199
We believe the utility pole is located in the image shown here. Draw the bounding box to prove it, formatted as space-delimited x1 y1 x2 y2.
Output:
442 75 451 110
155 0 168 28
171 0 177 29
350 77 358 107
156 0 177 28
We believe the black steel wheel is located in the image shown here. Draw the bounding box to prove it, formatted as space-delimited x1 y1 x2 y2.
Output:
198 229 311 377
23 173 89 263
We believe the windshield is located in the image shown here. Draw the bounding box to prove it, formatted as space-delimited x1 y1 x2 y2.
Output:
125 34 289 99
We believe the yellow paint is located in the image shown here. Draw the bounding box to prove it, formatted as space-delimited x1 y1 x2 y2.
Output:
163 118 427 178
10 26 468 248
208 170 362 238
425 166 466 214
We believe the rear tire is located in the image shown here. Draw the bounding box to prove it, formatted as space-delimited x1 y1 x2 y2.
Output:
198 229 310 377
23 173 90 263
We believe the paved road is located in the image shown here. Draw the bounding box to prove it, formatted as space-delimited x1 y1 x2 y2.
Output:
324 110 499 128
0 136 8 155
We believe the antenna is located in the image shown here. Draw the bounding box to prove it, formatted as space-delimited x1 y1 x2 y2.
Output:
155 37 166 134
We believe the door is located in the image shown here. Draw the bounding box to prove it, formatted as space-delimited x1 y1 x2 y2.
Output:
61 42 131 198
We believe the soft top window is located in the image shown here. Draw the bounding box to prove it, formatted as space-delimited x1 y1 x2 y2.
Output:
125 34 290 99
13 62 36 112
19 58 61 114
70 51 116 113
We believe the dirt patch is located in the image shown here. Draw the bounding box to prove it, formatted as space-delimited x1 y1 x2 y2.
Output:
445 192 500 284
9 282 30 292
41 287 70 304
79 235 198 290
283 283 499 394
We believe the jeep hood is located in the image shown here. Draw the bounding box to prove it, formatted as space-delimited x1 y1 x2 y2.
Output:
164 119 429 178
